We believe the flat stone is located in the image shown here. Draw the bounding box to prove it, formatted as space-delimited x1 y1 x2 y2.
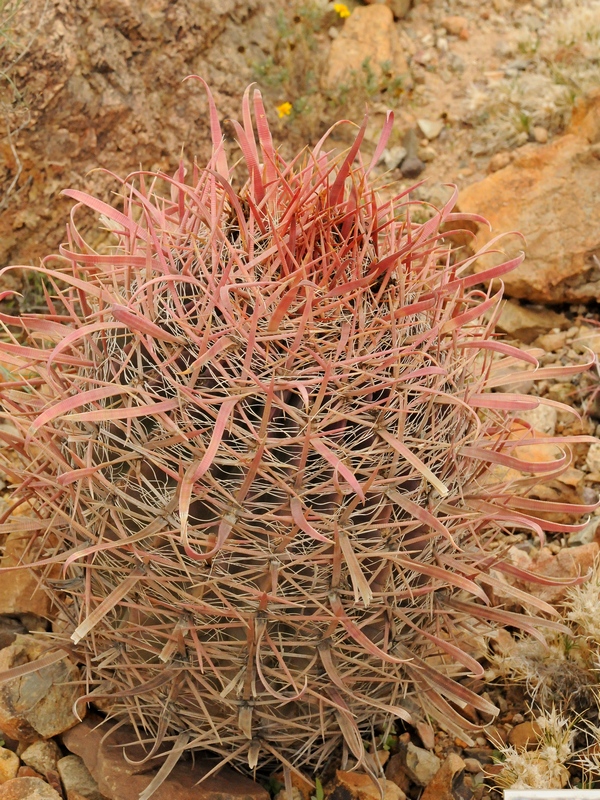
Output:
0 777 61 800
0 635 84 742
20 741 62 776
495 300 568 344
0 533 56 619
328 771 405 800
420 753 465 800
458 91 600 303
417 119 443 141
531 542 599 603
57 756 103 800
62 716 268 800
403 742 441 787
0 749 19 784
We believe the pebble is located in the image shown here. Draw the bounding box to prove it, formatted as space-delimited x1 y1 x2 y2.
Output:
0 749 19 785
20 742 62 776
403 742 441 786
586 442 600 473
508 721 541 750
532 125 549 143
0 777 61 800
463 758 482 774
381 146 408 170
417 118 444 141
400 156 425 179
418 146 437 162
57 756 103 800
441 15 468 36
488 151 511 173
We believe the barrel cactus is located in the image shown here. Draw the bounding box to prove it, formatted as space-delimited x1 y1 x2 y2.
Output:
0 82 595 783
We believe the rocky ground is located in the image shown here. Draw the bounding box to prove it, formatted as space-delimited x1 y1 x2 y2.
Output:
1 0 600 799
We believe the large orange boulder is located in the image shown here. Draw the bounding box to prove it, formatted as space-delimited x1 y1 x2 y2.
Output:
457 90 600 304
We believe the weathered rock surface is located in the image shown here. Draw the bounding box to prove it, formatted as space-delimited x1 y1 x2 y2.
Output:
531 542 599 603
495 300 567 344
0 777 61 800
0 0 280 277
57 755 103 800
62 716 269 800
0 749 19 785
401 742 441 787
0 533 55 618
20 741 62 776
327 771 405 800
0 635 84 742
420 753 465 800
458 90 600 303
325 6 408 91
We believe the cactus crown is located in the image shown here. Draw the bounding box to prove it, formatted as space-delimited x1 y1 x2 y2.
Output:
0 81 594 785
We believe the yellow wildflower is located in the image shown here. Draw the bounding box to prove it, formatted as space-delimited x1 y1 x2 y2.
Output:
276 101 293 119
333 2 351 18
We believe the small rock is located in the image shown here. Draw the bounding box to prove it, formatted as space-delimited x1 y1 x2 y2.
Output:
496 300 568 344
0 620 27 652
0 749 19 784
381 146 407 171
0 532 56 618
400 156 425 179
403 742 441 787
417 119 443 141
487 152 511 173
57 756 102 800
62 716 268 800
507 720 542 751
0 635 84 742
532 126 549 144
420 754 465 800
418 146 437 163
385 754 410 794
0 777 61 800
21 741 62 776
534 331 569 351
531 542 599 603
16 768 42 779
586 442 600 473
568 517 600 547
462 748 493 764
463 758 482 774
328 771 405 800
441 16 468 36
416 722 435 751
518 404 557 436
